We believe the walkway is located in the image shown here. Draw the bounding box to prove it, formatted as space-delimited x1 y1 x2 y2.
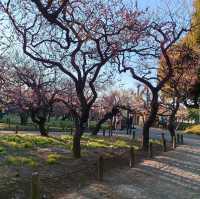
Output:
61 135 200 199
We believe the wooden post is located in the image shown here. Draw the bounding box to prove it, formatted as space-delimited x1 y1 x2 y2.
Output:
163 139 167 152
129 128 132 135
177 134 180 144
132 130 135 140
180 134 184 144
129 147 135 168
15 125 18 134
8 118 11 129
70 127 73 135
126 127 129 135
161 133 166 152
31 172 40 199
97 156 104 181
172 136 176 149
161 133 165 142
149 142 153 158
103 129 105 136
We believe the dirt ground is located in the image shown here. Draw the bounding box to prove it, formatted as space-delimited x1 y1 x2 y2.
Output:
0 132 138 199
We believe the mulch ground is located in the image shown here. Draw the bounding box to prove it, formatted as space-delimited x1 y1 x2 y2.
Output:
0 134 169 199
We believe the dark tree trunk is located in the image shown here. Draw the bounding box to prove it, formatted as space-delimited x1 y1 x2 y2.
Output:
142 122 150 151
72 109 89 158
126 110 130 135
92 118 107 135
168 101 180 141
38 121 48 136
30 111 48 136
19 112 28 125
92 107 120 136
48 115 51 122
142 93 159 151
73 130 82 158
62 114 67 121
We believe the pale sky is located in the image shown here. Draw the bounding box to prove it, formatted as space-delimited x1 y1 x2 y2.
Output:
0 0 193 92
116 0 193 91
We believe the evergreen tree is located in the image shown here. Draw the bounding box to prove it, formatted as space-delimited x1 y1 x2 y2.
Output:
186 0 200 47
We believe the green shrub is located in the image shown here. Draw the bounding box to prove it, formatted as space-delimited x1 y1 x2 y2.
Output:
0 146 6 155
185 124 200 135
6 155 37 167
177 123 193 130
47 153 62 164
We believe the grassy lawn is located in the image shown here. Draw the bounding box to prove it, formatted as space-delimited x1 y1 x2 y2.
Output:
185 124 200 135
0 131 163 199
0 132 142 198
0 134 137 167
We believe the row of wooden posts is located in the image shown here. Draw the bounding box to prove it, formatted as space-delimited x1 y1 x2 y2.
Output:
97 132 184 181
30 132 184 198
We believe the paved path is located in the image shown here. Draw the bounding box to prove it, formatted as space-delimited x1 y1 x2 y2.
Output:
115 126 175 139
104 126 200 143
60 131 200 199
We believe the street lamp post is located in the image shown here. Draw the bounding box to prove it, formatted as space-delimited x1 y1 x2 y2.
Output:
198 97 200 123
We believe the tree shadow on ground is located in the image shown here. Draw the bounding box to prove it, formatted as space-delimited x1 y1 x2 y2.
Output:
61 144 200 199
